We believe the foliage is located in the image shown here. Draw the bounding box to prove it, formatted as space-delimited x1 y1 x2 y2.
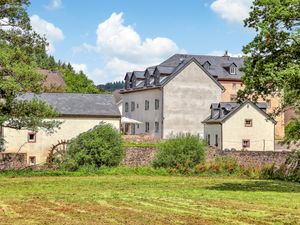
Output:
261 150 300 182
153 134 207 169
98 81 125 92
238 0 300 142
0 1 60 141
61 68 101 94
61 123 124 170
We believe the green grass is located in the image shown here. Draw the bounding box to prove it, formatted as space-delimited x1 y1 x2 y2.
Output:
0 174 299 224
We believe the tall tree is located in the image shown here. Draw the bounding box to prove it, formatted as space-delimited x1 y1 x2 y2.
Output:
0 0 60 150
238 0 300 143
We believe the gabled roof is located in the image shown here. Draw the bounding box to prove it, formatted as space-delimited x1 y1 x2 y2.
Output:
124 72 133 81
132 71 145 79
160 54 244 80
154 65 176 75
203 101 275 124
17 93 121 117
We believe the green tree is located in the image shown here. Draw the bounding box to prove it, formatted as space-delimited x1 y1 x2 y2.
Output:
238 0 300 142
0 1 60 150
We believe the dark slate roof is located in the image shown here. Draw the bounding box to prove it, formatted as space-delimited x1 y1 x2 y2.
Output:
203 101 274 124
160 54 245 80
132 71 145 79
155 66 175 75
17 93 121 117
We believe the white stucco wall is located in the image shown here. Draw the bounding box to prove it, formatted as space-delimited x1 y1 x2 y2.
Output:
222 103 275 151
3 117 120 164
122 89 163 138
203 123 222 148
163 61 222 138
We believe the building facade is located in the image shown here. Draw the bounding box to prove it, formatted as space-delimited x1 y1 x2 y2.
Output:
121 58 223 139
203 102 275 151
2 93 121 165
121 53 285 139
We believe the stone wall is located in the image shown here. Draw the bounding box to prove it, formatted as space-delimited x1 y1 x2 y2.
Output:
122 146 157 167
0 153 27 170
122 147 291 168
206 148 290 168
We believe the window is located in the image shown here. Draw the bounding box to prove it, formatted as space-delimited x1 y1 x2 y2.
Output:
215 135 218 147
131 101 135 111
125 102 129 112
145 122 150 133
0 126 3 137
28 132 36 143
230 66 236 75
230 94 237 102
155 122 159 133
145 100 149 110
232 83 237 90
207 134 210 145
244 119 253 127
242 139 250 148
266 99 271 109
155 99 159 110
136 124 139 129
29 156 36 166
136 103 139 109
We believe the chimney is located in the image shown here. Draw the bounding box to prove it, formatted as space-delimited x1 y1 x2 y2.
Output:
223 50 230 60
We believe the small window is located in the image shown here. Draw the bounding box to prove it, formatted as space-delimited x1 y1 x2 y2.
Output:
215 135 218 147
242 139 250 148
136 124 139 129
136 103 139 109
155 99 159 110
131 101 135 111
155 122 159 133
245 119 253 127
145 122 150 133
230 94 237 102
145 100 149 110
230 66 236 75
232 83 237 89
207 134 210 145
28 132 36 143
29 156 36 166
266 99 271 109
125 102 129 112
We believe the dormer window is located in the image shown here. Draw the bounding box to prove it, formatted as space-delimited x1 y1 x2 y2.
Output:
202 61 211 70
230 66 236 75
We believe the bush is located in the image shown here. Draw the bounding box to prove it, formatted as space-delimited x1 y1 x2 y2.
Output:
61 123 124 171
260 150 300 182
153 133 207 169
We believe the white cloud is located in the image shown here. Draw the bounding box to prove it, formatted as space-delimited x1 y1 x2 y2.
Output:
72 12 183 83
210 0 252 23
30 15 64 54
207 50 243 57
71 63 88 73
96 12 180 63
46 0 62 10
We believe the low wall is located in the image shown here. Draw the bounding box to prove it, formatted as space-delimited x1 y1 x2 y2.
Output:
122 147 291 168
207 148 290 168
122 146 157 167
0 153 27 170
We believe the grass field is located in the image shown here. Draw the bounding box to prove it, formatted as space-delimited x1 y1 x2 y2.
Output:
0 175 299 225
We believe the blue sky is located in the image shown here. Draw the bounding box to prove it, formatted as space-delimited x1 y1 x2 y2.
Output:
28 0 254 84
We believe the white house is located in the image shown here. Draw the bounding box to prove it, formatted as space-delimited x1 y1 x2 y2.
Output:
1 93 121 165
203 101 275 151
120 57 224 138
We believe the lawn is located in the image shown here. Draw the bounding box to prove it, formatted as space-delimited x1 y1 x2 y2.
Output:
0 175 299 225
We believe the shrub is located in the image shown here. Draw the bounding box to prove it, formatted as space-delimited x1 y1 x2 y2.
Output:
61 123 124 171
152 133 207 169
260 150 300 182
